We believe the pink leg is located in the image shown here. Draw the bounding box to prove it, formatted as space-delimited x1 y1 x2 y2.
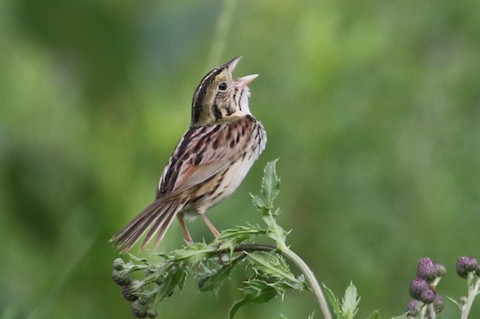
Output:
177 214 193 243
198 212 220 238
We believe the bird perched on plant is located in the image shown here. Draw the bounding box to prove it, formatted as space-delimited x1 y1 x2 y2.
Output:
111 57 267 252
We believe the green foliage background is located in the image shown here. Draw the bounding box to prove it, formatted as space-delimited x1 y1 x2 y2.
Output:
1 0 479 318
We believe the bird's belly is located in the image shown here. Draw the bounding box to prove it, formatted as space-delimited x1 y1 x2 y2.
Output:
192 155 257 213
213 158 255 204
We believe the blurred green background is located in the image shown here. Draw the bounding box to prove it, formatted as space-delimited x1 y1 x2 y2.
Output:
1 0 479 318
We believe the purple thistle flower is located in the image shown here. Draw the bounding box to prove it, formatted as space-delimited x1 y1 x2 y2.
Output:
435 263 446 277
456 256 478 279
417 258 438 282
433 294 445 313
409 277 430 299
406 299 419 316
419 288 436 304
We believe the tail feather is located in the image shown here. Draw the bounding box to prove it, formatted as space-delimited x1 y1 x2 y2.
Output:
141 201 177 250
110 199 183 252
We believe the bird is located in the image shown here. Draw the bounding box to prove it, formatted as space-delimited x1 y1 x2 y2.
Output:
111 56 267 252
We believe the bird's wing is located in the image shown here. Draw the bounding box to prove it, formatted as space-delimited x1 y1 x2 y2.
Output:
158 119 253 198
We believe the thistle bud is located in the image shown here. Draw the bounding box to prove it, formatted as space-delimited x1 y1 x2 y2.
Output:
433 294 445 313
409 277 429 299
131 299 148 318
406 299 419 316
122 285 139 302
419 288 436 304
416 258 437 282
112 269 132 286
113 258 125 271
435 263 446 277
456 256 478 279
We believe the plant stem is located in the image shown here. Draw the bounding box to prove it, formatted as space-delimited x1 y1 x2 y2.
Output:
277 241 333 319
207 0 237 67
461 273 480 319
427 303 436 319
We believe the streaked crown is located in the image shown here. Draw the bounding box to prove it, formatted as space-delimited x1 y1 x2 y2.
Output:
191 56 258 127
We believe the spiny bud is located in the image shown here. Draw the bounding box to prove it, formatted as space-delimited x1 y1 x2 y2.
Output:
113 258 125 271
435 263 446 277
433 295 445 313
456 256 478 279
131 299 148 318
122 285 139 302
417 258 437 282
406 299 419 316
112 269 132 286
409 277 429 299
419 288 436 304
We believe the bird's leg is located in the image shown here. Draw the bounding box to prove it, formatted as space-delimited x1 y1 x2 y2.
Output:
177 214 193 243
196 210 224 264
198 212 220 238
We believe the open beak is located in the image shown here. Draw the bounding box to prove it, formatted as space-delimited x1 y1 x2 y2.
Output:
236 74 259 88
222 56 258 88
224 56 242 74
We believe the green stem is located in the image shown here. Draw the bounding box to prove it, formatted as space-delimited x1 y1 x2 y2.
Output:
207 0 237 67
277 241 333 319
427 303 436 319
461 273 480 319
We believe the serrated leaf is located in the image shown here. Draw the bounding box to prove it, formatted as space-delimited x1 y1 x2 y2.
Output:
246 251 298 283
342 282 360 319
244 283 278 304
262 215 288 244
198 263 235 292
229 281 278 319
169 243 213 263
217 224 266 239
261 160 281 211
250 194 267 210
322 284 343 319
155 267 186 302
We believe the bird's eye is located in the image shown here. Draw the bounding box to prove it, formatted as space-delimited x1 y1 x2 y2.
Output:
218 82 227 91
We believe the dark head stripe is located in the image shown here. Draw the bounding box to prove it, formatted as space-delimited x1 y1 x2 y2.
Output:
191 67 224 124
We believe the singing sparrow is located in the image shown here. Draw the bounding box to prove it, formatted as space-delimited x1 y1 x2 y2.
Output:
111 57 267 252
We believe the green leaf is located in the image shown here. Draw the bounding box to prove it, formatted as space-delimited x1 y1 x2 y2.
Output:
169 243 213 263
323 284 343 319
246 251 299 284
341 282 360 319
250 194 267 211
229 280 278 319
155 267 186 302
243 282 278 303
260 159 281 212
217 224 267 251
262 214 288 244
198 263 235 292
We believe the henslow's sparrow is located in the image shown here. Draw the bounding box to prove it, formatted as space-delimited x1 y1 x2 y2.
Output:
111 57 266 252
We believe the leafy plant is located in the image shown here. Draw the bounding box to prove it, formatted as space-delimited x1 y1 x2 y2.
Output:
111 161 480 319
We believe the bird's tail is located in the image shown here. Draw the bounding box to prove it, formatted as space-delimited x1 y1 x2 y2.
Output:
110 199 184 253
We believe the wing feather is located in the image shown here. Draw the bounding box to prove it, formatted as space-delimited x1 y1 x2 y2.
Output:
157 118 256 198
